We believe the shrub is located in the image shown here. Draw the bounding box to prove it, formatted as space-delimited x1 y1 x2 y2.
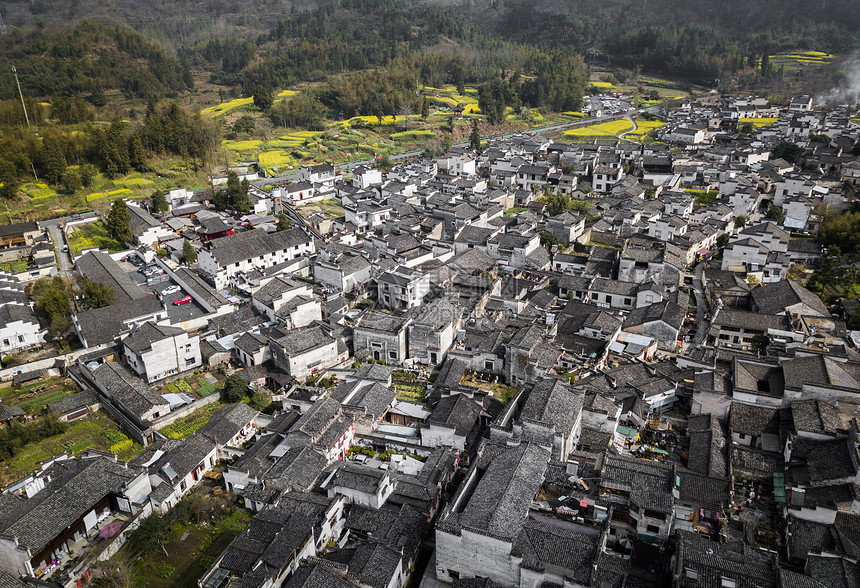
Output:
110 439 134 454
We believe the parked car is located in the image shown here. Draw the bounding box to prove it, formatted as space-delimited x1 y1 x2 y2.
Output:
173 295 192 305
162 285 181 296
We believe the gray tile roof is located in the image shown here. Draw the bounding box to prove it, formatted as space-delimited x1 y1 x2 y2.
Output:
511 518 598 583
519 378 583 436
284 562 361 588
729 402 782 436
123 321 186 355
789 435 859 485
687 413 728 478
331 381 395 421
675 530 778 588
274 325 335 356
791 399 842 436
600 454 675 513
751 279 829 317
333 462 388 494
76 251 146 303
198 402 259 446
804 554 860 588
47 389 98 416
458 442 550 539
346 542 403 588
782 355 860 391
428 394 482 436
355 311 410 334
126 203 161 236
75 295 165 347
92 361 167 418
787 512 860 562
0 456 145 552
207 227 312 268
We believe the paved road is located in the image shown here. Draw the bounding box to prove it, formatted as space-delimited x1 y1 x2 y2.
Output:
47 224 72 277
618 115 637 140
39 211 99 229
692 262 708 346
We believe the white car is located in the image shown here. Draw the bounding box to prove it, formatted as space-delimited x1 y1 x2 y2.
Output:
162 285 181 296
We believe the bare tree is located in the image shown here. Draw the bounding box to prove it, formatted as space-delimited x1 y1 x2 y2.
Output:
398 100 414 132
92 553 135 588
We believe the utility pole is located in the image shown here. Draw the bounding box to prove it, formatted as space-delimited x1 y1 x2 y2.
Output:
12 66 30 128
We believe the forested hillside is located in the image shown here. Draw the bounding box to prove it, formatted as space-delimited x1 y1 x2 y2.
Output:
0 21 194 100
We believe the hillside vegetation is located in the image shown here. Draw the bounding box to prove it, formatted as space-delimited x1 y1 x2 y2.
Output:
0 21 193 100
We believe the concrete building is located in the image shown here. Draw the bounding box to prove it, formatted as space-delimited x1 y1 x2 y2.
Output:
122 322 202 383
270 325 345 380
353 311 411 364
197 227 315 289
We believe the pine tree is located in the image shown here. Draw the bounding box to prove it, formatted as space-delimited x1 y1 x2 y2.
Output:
151 190 169 213
128 133 148 171
277 213 292 231
253 84 274 111
38 138 66 185
0 161 20 199
469 120 482 154
421 97 429 120
107 199 133 244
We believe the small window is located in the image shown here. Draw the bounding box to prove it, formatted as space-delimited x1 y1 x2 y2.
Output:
646 524 659 533
180 480 187 491
624 298 632 305
484 360 494 371
17 335 23 343
388 351 397 360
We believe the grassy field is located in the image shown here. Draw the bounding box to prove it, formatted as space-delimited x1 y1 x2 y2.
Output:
295 198 345 221
0 260 28 273
114 488 250 588
391 371 427 403
625 118 666 142
161 373 219 399
562 118 634 141
770 50 836 74
0 413 143 485
459 374 516 403
200 97 254 117
0 377 79 415
67 220 125 255
686 189 719 206
160 402 225 440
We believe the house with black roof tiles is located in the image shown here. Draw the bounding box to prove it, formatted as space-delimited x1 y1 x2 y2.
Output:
0 455 151 580
435 442 551 586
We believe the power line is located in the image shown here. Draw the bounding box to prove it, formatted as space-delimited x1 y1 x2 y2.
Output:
12 66 30 128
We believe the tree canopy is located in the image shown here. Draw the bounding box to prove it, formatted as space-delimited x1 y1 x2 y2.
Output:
80 278 117 308
106 199 133 244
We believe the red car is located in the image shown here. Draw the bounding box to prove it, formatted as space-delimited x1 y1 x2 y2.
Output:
173 295 192 306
